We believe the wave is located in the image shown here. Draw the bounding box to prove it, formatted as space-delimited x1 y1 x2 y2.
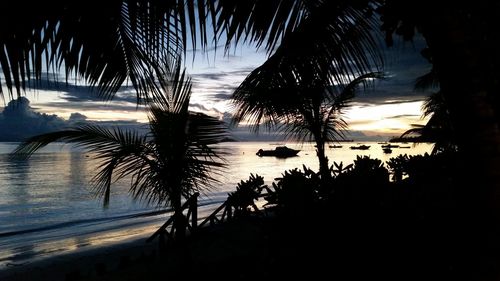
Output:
0 199 224 238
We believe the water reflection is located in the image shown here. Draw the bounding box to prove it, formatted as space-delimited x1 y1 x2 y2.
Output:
0 142 433 266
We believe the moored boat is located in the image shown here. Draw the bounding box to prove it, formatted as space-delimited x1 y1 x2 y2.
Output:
381 144 400 148
350 145 370 150
256 146 300 158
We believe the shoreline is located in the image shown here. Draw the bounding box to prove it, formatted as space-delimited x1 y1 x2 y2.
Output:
0 233 158 281
0 216 276 281
0 200 228 270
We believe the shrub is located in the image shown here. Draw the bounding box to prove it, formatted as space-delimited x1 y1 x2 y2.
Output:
227 174 266 217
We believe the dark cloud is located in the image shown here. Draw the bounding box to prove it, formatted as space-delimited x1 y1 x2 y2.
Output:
26 76 137 104
60 90 137 104
387 114 422 119
191 68 253 83
68 112 88 122
190 37 432 110
38 101 145 113
351 35 433 105
191 73 227 81
0 97 144 142
0 97 67 141
213 92 232 101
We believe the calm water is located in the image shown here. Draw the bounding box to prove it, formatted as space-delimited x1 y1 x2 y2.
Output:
0 141 432 266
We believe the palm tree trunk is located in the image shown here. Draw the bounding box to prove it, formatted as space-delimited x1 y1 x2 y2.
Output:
171 191 187 241
315 138 330 183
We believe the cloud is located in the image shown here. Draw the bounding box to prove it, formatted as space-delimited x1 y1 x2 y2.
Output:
212 92 233 101
386 114 422 119
189 103 214 112
0 97 67 141
350 35 433 106
37 101 145 113
0 97 144 142
25 76 138 104
68 112 88 122
187 35 433 113
227 122 389 142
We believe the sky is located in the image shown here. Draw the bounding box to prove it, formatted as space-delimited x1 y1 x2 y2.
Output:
0 35 432 142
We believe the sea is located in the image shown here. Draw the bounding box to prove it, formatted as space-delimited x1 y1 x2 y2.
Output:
0 141 432 267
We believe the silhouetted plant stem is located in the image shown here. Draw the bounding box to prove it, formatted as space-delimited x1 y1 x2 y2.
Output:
315 139 331 184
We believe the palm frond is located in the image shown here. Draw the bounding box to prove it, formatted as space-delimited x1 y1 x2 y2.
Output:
422 91 447 118
0 1 207 101
414 68 439 92
329 71 384 109
210 0 305 54
230 1 382 104
231 68 308 129
13 124 149 206
10 26 228 210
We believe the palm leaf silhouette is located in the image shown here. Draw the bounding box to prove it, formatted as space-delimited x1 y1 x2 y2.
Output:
14 63 227 210
0 1 212 101
1 1 382 103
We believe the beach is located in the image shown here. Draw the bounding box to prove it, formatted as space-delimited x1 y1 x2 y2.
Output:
0 216 278 281
0 234 158 281
0 141 435 280
0 210 460 281
0 141 433 267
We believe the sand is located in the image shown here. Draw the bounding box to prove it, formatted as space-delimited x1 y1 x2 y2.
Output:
0 215 277 281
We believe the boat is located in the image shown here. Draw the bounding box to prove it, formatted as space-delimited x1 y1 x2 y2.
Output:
350 145 370 150
381 144 400 148
329 145 343 148
382 147 392 153
256 146 300 158
399 146 411 148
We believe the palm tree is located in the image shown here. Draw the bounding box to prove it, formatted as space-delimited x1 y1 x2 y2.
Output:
232 71 382 181
380 2 500 275
397 92 456 154
396 67 456 154
214 0 383 98
13 63 227 238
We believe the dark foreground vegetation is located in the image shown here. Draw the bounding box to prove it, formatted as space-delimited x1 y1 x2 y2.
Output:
47 151 492 281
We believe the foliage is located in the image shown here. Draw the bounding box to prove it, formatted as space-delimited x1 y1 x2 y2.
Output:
386 154 410 182
233 70 383 181
264 165 320 217
0 1 199 100
227 174 267 217
13 63 227 213
349 156 389 181
0 1 382 101
330 161 354 177
396 90 457 154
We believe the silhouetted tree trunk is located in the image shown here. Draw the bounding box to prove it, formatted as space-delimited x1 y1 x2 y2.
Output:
171 192 187 242
381 2 500 277
316 142 330 179
415 3 500 277
312 127 331 185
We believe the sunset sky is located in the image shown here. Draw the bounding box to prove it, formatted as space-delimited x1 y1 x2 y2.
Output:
0 36 432 141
